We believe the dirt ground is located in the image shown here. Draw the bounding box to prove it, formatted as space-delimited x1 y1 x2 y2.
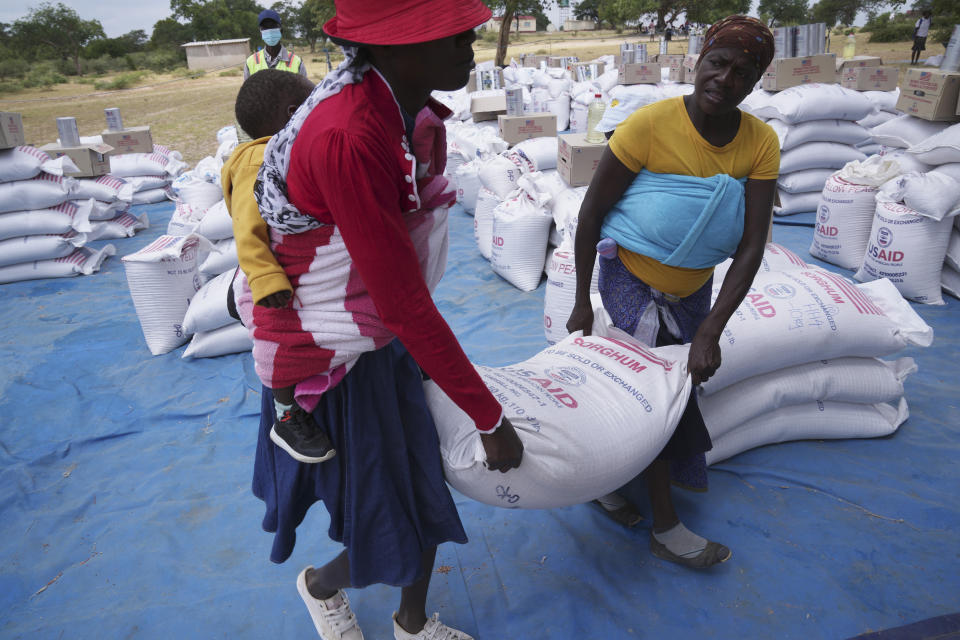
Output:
0 32 923 167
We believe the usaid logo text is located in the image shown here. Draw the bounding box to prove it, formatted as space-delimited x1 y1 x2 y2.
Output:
545 366 587 387
764 283 796 299
877 227 893 248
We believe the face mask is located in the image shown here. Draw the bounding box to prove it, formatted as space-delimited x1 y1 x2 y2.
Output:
261 28 282 46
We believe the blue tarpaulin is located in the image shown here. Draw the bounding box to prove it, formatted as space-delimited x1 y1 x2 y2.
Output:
1 201 958 639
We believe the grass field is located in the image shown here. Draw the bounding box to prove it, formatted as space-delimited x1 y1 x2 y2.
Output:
0 32 924 167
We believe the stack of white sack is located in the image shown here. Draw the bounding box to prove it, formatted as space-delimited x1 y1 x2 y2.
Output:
853 122 960 303
447 120 509 205
425 326 694 509
180 266 251 359
108 144 187 204
747 85 875 215
853 88 901 156
679 245 931 463
0 146 116 283
808 155 901 270
489 174 554 292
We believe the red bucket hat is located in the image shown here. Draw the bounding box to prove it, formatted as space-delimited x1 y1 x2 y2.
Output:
323 0 492 45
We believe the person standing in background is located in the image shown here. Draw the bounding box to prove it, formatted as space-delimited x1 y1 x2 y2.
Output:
911 10 932 65
244 9 308 80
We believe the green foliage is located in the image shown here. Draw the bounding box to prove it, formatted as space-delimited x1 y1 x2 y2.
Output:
864 12 917 42
84 29 147 58
926 0 960 46
170 0 262 43
22 61 68 88
0 80 24 94
12 2 105 75
686 0 750 25
93 70 147 90
574 0 601 22
149 17 196 48
758 0 809 27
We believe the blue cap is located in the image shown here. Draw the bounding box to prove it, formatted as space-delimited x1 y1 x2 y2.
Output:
258 9 281 26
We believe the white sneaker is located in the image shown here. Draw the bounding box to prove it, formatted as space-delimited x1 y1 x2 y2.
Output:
392 612 474 640
296 567 364 639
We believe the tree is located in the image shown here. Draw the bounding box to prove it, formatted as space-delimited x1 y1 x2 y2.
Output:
758 0 809 26
12 2 104 75
685 0 750 26
483 0 548 67
85 29 148 58
573 0 602 23
170 0 262 43
298 0 335 52
150 16 197 48
598 0 646 30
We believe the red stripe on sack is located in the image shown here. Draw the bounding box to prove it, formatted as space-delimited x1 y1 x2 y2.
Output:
821 270 883 315
605 337 675 371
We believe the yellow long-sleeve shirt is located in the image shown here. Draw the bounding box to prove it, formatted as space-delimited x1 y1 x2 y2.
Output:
221 137 292 303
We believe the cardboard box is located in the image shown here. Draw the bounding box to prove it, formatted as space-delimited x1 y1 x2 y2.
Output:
40 142 114 177
498 114 558 146
470 94 507 122
467 68 504 92
101 125 153 155
558 132 606 187
548 56 577 68
568 62 606 82
835 56 882 73
657 54 684 70
683 54 699 76
841 66 898 91
0 112 25 149
761 53 837 91
522 54 548 68
618 62 661 85
896 69 960 122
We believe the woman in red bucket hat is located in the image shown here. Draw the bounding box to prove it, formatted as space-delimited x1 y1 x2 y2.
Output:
236 1 524 639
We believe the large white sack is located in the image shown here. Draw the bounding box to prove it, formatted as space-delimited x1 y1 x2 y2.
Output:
84 198 129 221
195 199 234 241
544 247 577 344
167 202 202 236
713 242 809 283
182 321 251 359
700 356 915 442
525 87 553 115
597 90 660 132
87 211 149 241
877 148 931 175
854 197 953 304
490 186 553 291
694 271 933 392
946 229 960 271
72 175 133 203
122 234 211 355
931 163 960 182
774 189 821 215
752 84 875 124
453 160 482 214
779 142 866 174
182 268 237 334
551 186 588 242
199 237 238 276
863 89 900 114
0 174 76 213
425 331 693 509
943 263 960 299
777 168 836 194
131 187 171 205
547 77 572 99
597 68 619 93
478 154 526 199
509 137 559 172
879 171 960 220
0 244 114 284
766 119 870 151
809 158 901 269
473 186 498 260
0 231 87 267
527 169 568 205
0 146 78 182
905 122 960 165
0 199 93 241
705 398 908 465
125 175 170 193
175 178 223 212
109 151 187 178
870 115 949 149
857 110 897 129
545 97 570 131
569 103 588 133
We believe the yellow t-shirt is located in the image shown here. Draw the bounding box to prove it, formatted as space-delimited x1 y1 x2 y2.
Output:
607 96 780 297
221 137 292 303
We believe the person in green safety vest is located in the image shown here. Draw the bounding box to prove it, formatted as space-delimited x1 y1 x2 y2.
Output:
244 9 308 80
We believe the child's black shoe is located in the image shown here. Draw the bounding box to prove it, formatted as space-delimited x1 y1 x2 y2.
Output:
270 404 336 464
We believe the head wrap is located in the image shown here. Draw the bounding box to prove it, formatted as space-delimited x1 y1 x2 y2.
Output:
700 15 775 75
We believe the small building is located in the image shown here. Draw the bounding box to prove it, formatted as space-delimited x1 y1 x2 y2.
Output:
181 38 250 71
563 19 597 31
484 15 538 33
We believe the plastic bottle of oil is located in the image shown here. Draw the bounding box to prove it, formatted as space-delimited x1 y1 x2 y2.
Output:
585 93 606 144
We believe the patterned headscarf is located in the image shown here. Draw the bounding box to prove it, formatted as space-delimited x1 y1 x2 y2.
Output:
700 15 775 75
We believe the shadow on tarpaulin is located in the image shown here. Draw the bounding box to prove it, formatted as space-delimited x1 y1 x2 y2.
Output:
0 200 957 640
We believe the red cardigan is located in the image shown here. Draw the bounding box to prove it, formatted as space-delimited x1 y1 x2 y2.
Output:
285 70 503 432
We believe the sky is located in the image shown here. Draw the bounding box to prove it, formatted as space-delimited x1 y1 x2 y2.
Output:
0 1 172 38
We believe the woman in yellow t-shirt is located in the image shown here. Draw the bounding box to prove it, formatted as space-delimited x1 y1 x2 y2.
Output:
567 16 779 569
